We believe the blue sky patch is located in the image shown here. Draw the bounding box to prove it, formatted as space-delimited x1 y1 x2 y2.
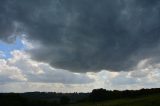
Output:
0 37 24 59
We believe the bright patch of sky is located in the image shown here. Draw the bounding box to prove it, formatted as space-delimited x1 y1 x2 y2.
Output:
0 37 25 59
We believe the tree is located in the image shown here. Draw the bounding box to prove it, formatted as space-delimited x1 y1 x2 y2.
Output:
90 88 108 101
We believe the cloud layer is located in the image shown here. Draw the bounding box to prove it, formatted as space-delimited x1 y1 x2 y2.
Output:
0 50 94 84
1 0 160 72
0 40 160 92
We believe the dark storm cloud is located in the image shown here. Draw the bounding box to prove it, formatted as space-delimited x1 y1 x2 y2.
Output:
1 0 160 72
0 0 16 42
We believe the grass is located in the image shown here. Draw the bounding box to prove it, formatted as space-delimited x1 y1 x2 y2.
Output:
68 93 160 106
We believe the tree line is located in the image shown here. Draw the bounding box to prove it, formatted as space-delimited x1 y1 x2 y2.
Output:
0 88 160 106
90 88 160 101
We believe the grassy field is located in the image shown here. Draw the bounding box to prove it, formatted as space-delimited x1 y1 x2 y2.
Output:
68 93 160 106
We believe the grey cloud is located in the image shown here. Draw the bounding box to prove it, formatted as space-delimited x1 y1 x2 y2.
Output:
29 68 94 84
111 77 138 85
7 51 94 84
1 0 160 72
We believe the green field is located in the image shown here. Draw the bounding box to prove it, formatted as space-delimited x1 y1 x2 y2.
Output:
68 93 160 106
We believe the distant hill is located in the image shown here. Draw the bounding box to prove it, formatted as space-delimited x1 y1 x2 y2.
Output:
0 88 160 106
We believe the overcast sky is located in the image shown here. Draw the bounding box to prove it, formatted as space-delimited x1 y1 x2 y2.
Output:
0 0 160 92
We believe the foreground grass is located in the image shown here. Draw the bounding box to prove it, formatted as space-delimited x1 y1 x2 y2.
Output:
68 93 160 106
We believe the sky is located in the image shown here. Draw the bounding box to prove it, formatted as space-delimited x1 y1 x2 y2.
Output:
0 0 160 92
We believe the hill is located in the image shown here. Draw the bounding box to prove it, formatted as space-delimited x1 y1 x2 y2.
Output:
0 88 160 106
68 93 160 106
